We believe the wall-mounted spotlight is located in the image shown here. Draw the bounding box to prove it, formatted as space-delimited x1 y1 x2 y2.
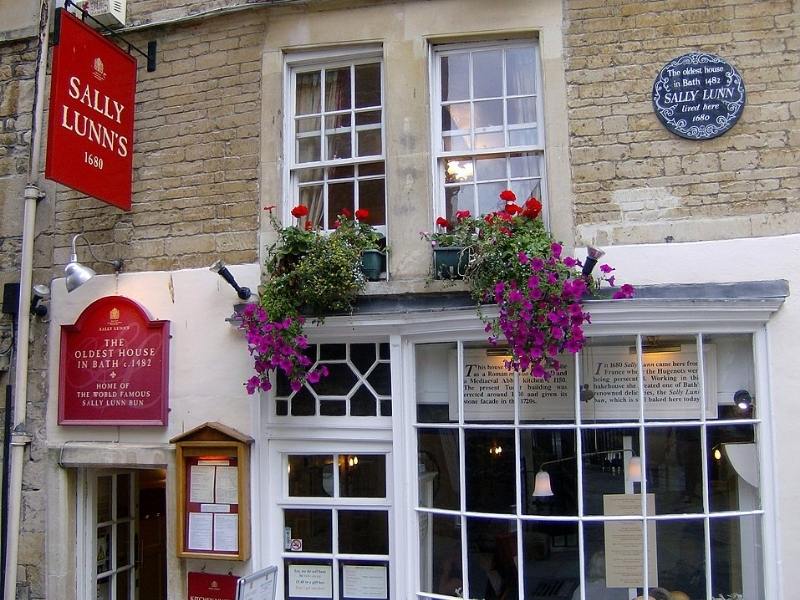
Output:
65 233 123 293
582 246 605 277
31 284 50 317
733 389 753 413
210 260 251 300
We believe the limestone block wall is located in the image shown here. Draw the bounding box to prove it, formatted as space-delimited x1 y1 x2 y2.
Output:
51 13 265 273
564 0 800 246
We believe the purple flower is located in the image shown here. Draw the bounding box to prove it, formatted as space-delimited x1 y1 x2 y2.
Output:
600 264 614 274
563 256 578 268
551 242 562 259
531 257 545 271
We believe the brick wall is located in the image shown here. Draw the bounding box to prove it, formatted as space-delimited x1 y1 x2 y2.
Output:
564 0 800 246
52 13 264 272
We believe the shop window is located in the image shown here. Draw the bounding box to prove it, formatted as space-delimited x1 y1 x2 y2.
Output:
413 333 764 599
282 453 390 600
432 41 544 222
287 50 386 233
275 342 392 417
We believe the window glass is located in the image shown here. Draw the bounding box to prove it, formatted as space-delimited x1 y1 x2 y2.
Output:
289 58 385 231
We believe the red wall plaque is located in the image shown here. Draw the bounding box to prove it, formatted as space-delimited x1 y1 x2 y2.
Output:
58 296 170 425
45 9 137 210
188 572 239 600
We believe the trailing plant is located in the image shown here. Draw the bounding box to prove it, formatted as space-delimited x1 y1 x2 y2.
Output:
241 206 380 394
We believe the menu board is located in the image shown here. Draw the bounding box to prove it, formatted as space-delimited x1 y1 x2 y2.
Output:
185 457 240 554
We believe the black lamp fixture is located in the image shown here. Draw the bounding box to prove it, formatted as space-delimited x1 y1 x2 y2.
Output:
210 260 252 300
65 233 123 293
582 246 606 277
733 389 753 413
31 284 50 317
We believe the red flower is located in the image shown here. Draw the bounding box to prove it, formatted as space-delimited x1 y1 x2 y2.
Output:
355 208 369 221
495 211 512 222
304 221 313 231
484 213 495 224
500 226 512 236
436 216 451 229
500 189 517 202
291 205 309 218
340 207 353 218
523 197 542 219
455 209 471 220
505 203 521 215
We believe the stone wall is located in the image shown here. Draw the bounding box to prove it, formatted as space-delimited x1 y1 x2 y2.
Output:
52 12 265 273
564 0 800 246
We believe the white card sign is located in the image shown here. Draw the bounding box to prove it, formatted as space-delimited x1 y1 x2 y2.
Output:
288 565 332 599
451 345 716 421
603 494 658 588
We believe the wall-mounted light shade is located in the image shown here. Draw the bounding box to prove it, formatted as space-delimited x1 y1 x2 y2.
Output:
65 260 97 292
582 246 606 277
627 456 642 483
210 259 252 300
532 470 554 497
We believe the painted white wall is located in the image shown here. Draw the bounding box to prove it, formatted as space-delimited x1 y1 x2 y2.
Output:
46 263 262 443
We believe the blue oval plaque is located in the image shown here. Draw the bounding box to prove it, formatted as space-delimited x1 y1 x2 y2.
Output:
652 52 746 140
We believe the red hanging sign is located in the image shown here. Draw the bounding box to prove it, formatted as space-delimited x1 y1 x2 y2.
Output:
45 9 137 210
188 572 239 600
58 296 170 425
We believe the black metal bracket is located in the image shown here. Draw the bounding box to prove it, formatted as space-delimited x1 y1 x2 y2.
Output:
54 0 157 72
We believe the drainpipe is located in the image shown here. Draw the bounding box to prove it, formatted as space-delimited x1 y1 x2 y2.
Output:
3 0 50 597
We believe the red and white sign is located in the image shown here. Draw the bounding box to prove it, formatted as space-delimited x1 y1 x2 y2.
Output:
188 572 239 600
45 9 137 210
58 296 170 425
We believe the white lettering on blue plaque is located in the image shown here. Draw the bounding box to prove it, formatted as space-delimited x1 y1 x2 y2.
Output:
652 52 745 140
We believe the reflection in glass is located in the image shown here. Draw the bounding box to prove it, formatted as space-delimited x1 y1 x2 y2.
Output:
441 53 469 102
505 47 536 96
710 515 763 599
646 426 703 514
507 97 536 126
442 103 471 132
475 155 506 181
472 51 503 99
340 455 386 498
284 509 332 553
703 333 756 420
415 343 458 424
522 522 579 598
418 429 460 510
465 429 515 514
581 428 640 516
474 100 503 128
466 517 518 600
339 510 389 555
420 514 461 596
288 455 333 497
651 519 706 598
522 430 577 516
707 425 759 513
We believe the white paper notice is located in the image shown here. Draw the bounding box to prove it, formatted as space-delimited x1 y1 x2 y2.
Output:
189 465 215 503
214 466 239 504
288 565 332 598
187 512 213 551
213 513 239 552
342 565 388 599
200 503 230 513
603 494 658 588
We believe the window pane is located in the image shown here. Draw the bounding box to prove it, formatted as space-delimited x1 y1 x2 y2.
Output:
442 103 471 132
420 514 461 596
416 343 458 424
475 131 505 150
465 429 515 514
442 133 471 152
338 510 389 554
297 135 321 164
505 47 536 96
329 165 355 179
288 455 333 497
583 520 652 594
463 343 514 425
117 521 131 566
465 517 517 599
97 476 112 523
340 454 386 498
358 178 385 225
651 519 707 598
96 526 112 574
354 63 381 108
117 474 131 519
519 359 576 424
474 156 506 181
581 427 641 516
509 153 540 178
339 561 389 600
359 161 384 177
508 128 537 147
418 428 460 510
710 515 763 599
357 129 381 157
445 159 474 184
522 429 577 516
646 426 703 514
641 336 702 421
477 181 505 214
444 186 474 222
326 132 352 161
708 424 759 512
703 333 756 420
116 568 131 600
441 53 469 102
284 509 332 553
355 110 381 126
296 71 321 115
325 67 351 111
474 99 503 129
522 522 579 598
580 336 641 424
96 577 111 600
328 182 355 229
299 185 324 228
507 97 536 126
472 50 503 99
284 560 332 600
297 168 324 184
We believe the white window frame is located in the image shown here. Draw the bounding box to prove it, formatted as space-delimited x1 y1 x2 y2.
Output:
283 46 387 235
76 470 137 600
429 39 549 226
403 323 778 600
